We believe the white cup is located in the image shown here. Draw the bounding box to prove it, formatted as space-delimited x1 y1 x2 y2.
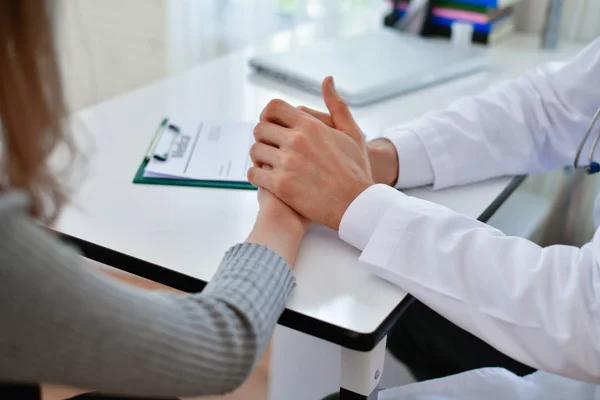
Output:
451 21 474 48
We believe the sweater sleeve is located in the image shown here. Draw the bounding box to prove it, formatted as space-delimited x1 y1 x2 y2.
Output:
0 192 295 398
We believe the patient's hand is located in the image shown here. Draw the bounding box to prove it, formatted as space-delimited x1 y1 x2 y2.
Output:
248 77 374 231
247 167 309 268
256 185 309 233
41 384 88 400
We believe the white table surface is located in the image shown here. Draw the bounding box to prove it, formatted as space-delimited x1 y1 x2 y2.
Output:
56 18 585 339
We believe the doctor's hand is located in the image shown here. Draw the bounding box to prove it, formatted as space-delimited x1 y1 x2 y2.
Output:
296 96 399 186
248 77 374 231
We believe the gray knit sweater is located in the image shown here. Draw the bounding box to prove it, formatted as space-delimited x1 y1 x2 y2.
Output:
0 192 295 397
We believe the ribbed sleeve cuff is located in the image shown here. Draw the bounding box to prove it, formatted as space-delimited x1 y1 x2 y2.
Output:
203 243 295 352
217 243 294 289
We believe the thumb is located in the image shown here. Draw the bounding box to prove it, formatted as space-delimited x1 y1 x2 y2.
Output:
322 76 362 141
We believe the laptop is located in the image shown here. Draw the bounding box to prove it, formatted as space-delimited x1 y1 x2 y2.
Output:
249 28 488 106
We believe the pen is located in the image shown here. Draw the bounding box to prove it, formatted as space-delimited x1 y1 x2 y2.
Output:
145 118 168 162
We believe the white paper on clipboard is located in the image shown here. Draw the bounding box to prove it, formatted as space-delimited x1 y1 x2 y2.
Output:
144 118 255 183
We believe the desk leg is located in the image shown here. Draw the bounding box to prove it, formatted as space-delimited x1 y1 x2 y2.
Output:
339 336 386 400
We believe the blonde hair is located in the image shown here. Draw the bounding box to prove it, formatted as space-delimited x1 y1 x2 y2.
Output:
0 0 74 222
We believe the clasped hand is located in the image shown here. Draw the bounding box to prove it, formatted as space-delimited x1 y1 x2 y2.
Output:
248 77 375 231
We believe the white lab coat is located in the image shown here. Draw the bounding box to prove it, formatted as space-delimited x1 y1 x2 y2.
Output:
338 37 600 399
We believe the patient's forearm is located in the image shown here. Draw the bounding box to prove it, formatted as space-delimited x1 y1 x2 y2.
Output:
247 210 305 266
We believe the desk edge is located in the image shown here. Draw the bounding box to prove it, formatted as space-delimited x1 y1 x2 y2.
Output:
56 175 525 351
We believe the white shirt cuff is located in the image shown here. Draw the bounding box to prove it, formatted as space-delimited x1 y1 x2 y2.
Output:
338 184 401 251
383 129 435 189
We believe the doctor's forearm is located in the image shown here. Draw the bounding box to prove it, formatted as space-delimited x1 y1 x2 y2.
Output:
367 139 399 186
368 134 435 189
380 38 600 189
340 184 600 383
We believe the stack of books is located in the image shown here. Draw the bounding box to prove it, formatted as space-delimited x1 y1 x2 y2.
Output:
393 0 525 45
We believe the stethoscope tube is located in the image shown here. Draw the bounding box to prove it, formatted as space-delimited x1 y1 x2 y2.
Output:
574 106 600 174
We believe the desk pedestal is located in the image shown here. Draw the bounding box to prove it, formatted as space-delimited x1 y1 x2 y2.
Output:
339 337 387 400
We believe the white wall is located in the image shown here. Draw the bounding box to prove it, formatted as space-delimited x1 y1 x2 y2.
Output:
559 0 600 41
515 0 600 42
514 0 548 34
56 0 168 111
56 0 386 111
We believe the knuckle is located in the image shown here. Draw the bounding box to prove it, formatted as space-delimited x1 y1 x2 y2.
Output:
249 142 259 159
246 167 256 182
305 118 321 131
280 153 297 169
253 122 264 139
260 100 278 120
289 130 307 148
267 98 285 114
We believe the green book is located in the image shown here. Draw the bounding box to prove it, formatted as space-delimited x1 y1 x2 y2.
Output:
434 1 490 13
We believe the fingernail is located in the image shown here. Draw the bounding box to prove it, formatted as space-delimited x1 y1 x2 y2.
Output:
330 77 335 89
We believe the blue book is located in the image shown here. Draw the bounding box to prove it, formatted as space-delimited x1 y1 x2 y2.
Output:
430 15 501 33
439 0 522 7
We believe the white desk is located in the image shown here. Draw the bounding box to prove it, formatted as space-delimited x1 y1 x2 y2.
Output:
55 18 584 399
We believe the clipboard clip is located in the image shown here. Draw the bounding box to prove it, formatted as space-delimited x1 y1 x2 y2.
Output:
144 119 181 162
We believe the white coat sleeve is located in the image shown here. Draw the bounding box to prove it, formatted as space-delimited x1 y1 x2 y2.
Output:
383 37 600 190
340 184 600 383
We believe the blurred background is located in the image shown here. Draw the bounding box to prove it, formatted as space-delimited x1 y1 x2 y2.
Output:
56 0 600 112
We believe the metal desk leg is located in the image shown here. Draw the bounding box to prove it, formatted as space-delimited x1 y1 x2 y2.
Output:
339 336 387 400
